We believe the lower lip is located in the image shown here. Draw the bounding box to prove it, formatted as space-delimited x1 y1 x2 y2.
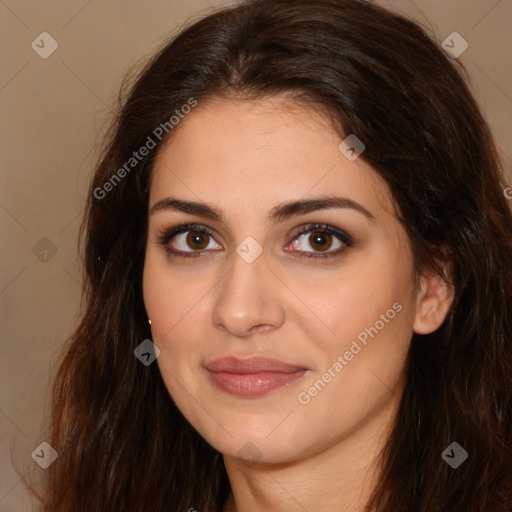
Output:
207 370 307 397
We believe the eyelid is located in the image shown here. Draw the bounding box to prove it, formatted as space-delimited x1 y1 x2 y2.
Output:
289 223 353 246
157 223 221 253
156 222 353 259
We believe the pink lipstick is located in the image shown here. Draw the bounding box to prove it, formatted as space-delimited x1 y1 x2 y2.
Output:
205 356 307 397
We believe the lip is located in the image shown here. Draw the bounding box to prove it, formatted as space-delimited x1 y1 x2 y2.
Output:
205 356 307 373
205 356 308 397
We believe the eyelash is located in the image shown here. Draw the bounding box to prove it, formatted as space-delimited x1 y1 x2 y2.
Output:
156 223 353 260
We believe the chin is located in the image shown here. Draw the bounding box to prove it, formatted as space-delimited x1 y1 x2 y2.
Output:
201 420 303 464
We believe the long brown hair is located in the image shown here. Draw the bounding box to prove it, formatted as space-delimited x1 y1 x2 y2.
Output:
24 0 512 510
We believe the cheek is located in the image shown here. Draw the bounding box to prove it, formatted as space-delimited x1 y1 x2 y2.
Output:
142 255 215 385
143 253 208 337
142 258 207 414
289 242 415 356
294 285 412 440
289 245 415 418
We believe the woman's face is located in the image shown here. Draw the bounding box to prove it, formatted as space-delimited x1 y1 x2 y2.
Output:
143 96 439 464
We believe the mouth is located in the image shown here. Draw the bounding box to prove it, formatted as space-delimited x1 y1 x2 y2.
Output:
205 356 308 397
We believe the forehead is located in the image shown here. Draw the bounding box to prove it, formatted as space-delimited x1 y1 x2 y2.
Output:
149 96 395 219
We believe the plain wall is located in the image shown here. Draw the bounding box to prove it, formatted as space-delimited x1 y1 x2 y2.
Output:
1 0 511 509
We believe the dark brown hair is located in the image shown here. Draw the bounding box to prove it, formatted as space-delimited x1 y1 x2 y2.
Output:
24 0 512 510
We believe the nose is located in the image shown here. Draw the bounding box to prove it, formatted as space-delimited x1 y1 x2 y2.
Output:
211 251 286 338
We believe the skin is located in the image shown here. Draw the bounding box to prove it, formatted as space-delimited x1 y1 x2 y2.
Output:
142 95 454 512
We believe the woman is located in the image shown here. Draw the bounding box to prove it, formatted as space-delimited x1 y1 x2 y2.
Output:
31 0 512 510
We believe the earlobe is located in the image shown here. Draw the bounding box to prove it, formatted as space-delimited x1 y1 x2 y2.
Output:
413 262 455 335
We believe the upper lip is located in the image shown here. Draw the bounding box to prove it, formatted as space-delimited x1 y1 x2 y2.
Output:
205 356 307 373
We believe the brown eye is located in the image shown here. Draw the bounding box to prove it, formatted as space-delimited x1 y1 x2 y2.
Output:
289 224 349 258
158 224 222 257
159 223 352 260
186 231 209 250
308 231 333 252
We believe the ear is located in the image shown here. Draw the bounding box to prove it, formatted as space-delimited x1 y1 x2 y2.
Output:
413 259 455 335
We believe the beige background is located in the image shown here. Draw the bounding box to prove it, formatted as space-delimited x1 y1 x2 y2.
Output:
1 0 511 509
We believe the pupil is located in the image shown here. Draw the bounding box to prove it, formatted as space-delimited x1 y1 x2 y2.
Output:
311 232 331 251
188 231 207 249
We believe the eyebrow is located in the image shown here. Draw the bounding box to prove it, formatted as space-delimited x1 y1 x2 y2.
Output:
149 195 376 224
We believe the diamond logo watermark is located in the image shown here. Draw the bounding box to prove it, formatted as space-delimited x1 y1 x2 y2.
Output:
32 237 58 263
338 134 365 161
134 339 160 366
442 32 468 59
236 442 262 466
441 441 468 469
31 32 59 59
31 442 58 469
236 236 263 263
